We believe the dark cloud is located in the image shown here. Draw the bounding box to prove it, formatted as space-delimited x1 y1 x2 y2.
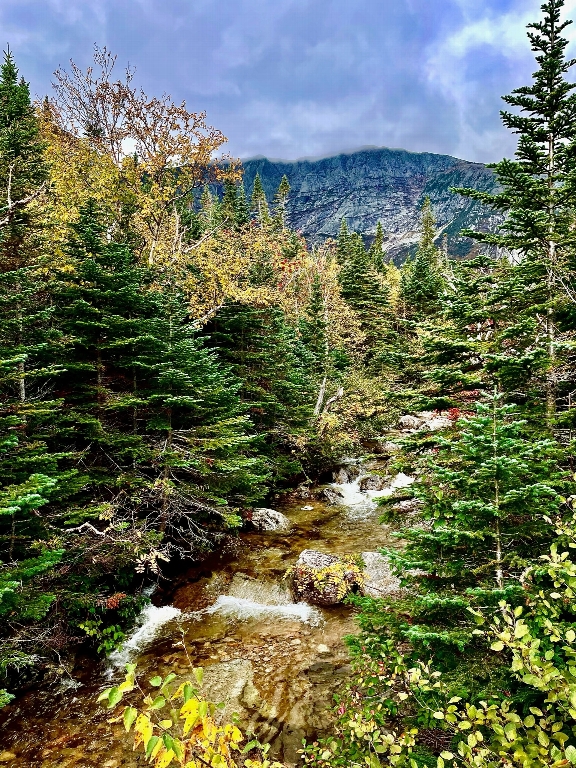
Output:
1 0 572 163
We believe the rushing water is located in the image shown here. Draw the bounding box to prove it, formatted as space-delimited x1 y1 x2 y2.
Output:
0 462 409 767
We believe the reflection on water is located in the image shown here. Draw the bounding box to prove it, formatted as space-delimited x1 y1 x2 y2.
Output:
0 463 408 767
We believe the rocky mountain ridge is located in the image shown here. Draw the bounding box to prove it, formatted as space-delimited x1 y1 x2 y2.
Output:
241 146 501 261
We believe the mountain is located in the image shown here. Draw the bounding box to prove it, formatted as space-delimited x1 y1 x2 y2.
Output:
241 147 500 261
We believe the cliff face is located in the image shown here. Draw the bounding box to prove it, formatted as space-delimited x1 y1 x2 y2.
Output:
241 147 500 260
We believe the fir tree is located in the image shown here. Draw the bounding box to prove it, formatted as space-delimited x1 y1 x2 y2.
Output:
338 231 391 353
250 173 270 226
401 197 444 316
336 218 350 264
235 182 250 227
369 221 386 272
379 394 565 667
0 49 48 268
272 174 290 231
455 0 576 421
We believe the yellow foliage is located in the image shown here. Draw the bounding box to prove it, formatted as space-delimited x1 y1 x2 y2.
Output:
100 665 286 768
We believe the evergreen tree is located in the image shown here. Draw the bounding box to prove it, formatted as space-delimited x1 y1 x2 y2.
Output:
401 197 444 316
0 49 48 268
207 302 315 486
272 174 290 231
373 395 565 675
250 173 270 226
235 182 250 227
338 231 391 353
368 221 386 272
455 0 576 421
336 218 350 264
221 179 238 226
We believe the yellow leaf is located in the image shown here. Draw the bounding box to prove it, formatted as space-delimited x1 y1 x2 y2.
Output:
155 748 175 768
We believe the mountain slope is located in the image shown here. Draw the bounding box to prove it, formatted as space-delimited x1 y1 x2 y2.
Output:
241 147 500 260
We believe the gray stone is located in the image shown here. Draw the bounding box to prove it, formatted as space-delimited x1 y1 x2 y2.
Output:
251 508 292 532
359 474 389 492
399 414 423 430
361 552 402 598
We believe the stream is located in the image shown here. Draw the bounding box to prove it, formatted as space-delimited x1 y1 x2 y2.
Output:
0 460 411 767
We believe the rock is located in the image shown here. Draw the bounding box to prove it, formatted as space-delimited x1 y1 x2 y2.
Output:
361 552 402 598
322 486 344 505
392 498 423 515
288 550 363 606
332 467 351 484
399 414 423 430
399 412 452 433
250 508 292 532
300 505 314 511
417 411 452 431
380 440 401 455
359 474 389 491
316 644 330 654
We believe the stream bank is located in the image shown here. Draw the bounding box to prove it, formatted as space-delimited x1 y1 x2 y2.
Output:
0 458 412 767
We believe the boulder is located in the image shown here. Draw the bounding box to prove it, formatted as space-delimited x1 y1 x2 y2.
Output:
399 414 423 430
380 440 401 456
359 474 389 492
392 498 423 515
399 412 452 432
250 508 292 532
361 552 402 598
288 550 364 606
416 411 452 431
322 486 344 505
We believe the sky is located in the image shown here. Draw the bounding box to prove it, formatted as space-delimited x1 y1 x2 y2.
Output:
2 0 576 164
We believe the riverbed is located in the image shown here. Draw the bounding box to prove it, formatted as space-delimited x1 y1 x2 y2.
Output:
0 461 407 767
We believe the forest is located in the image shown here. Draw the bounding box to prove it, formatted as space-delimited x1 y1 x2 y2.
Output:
3 0 576 766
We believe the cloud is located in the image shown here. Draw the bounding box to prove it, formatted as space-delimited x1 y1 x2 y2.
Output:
1 0 575 164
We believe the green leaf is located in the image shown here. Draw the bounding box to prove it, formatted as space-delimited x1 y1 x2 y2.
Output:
145 735 160 760
123 706 138 733
433 711 445 720
566 745 576 764
107 687 123 709
193 667 204 686
491 641 505 651
150 695 166 710
150 676 163 687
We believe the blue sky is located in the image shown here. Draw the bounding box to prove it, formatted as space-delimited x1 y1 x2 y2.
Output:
2 0 576 163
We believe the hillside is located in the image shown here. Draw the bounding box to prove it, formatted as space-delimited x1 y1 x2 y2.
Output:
242 146 501 260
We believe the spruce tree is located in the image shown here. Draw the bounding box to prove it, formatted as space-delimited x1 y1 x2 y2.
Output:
0 49 47 268
272 174 290 231
401 197 444 316
455 0 576 422
377 394 565 669
250 173 271 226
369 221 386 272
338 231 391 353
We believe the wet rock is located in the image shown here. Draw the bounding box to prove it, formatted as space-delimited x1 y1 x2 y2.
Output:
202 659 261 718
316 644 330 655
359 474 389 492
250 508 292 532
361 552 402 598
288 550 363 606
321 486 344 505
332 462 362 484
